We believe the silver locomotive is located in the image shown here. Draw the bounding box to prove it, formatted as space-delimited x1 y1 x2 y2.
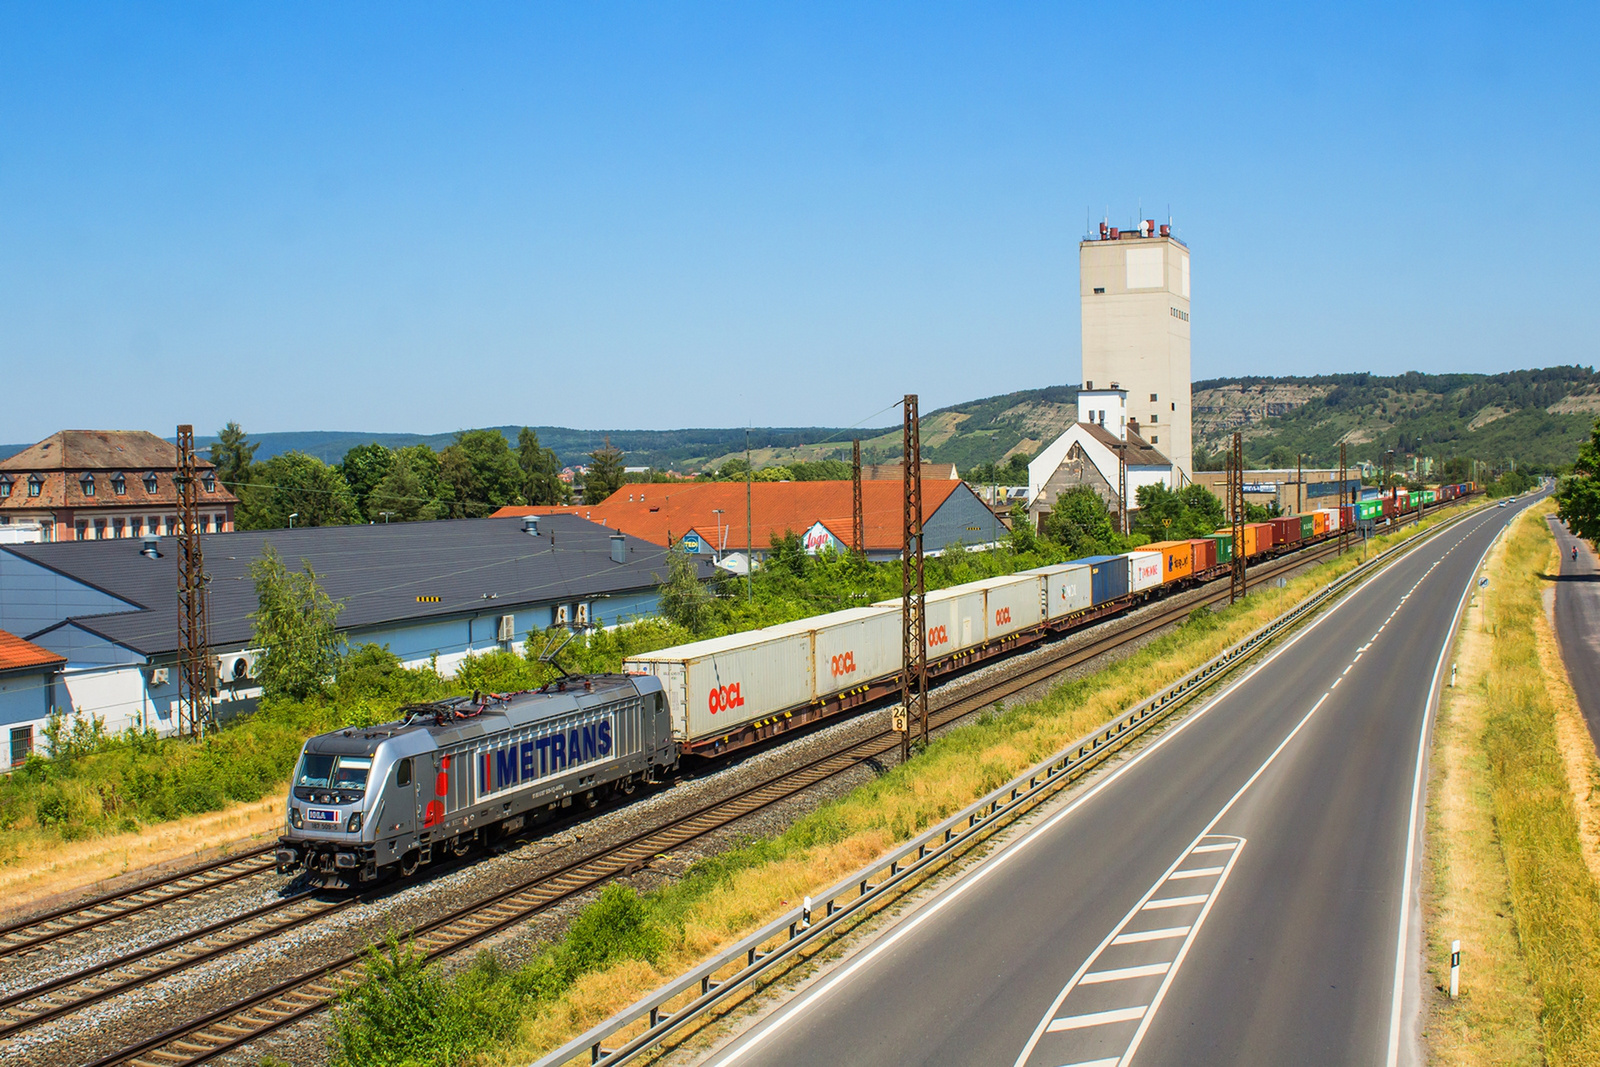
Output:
276 673 677 883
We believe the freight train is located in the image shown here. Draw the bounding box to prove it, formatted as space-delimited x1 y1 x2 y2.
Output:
277 484 1475 883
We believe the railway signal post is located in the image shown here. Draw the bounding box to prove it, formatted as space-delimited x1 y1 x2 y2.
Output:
175 424 213 738
1228 432 1246 603
900 395 929 762
1338 442 1350 556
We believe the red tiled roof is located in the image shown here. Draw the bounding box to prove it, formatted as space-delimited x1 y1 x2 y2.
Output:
0 629 66 673
493 479 966 551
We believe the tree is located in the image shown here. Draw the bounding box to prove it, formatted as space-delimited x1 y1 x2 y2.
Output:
1132 483 1227 541
1041 487 1122 556
517 427 566 506
339 444 395 521
210 422 258 491
753 466 792 482
439 430 523 517
365 452 447 522
585 439 626 504
250 545 345 701
237 452 358 529
656 545 712 634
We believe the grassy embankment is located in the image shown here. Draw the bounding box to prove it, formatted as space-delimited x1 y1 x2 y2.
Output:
1427 501 1600 1066
322 506 1482 1067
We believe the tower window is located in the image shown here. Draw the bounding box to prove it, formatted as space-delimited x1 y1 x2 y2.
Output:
1172 402 1176 411
1151 414 1158 423
1150 393 1158 402
1152 436 1159 444
1093 287 1105 294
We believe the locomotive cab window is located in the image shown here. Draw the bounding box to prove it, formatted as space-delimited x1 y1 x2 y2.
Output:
396 758 412 787
295 753 373 792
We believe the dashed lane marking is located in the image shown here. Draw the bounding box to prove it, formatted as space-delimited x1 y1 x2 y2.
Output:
1047 1006 1151 1032
1080 963 1172 984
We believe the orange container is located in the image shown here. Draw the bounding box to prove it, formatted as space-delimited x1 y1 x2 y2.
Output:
1312 511 1328 536
1189 538 1217 572
1145 540 1194 583
1244 522 1273 558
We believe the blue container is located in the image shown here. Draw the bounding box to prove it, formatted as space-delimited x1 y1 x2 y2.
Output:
1075 554 1130 606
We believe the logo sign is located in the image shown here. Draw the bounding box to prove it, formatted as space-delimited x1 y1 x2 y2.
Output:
829 651 857 678
477 720 613 799
927 624 950 647
994 606 1012 626
802 522 837 555
1243 482 1277 494
678 532 704 554
309 808 337 823
708 683 746 714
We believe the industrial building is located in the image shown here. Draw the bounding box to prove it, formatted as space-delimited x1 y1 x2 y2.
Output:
1080 219 1192 481
0 514 705 746
0 430 238 543
1191 468 1362 516
494 478 1007 563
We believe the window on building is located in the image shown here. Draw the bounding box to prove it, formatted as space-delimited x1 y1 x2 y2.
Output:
1150 393 1158 402
165 515 177 532
93 519 106 539
213 513 224 531
75 520 87 539
1093 287 1105 294
0 479 9 499
113 518 125 538
143 472 158 494
80 474 95 497
1171 402 1176 411
28 475 42 497
131 517 143 537
1151 414 1158 423
202 471 216 493
111 472 126 495
1152 435 1160 444
202 514 213 533
10 725 32 766
148 515 160 534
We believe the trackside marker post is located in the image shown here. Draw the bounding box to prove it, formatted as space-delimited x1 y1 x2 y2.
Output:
803 896 812 927
1450 940 1460 998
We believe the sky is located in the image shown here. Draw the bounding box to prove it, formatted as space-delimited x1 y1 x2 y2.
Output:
2 3 1596 442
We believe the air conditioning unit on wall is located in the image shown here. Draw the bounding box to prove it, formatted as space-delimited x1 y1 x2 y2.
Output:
215 650 261 684
555 604 569 627
148 666 169 687
576 603 589 627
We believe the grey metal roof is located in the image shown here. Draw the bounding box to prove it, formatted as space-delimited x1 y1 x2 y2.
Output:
6 515 707 657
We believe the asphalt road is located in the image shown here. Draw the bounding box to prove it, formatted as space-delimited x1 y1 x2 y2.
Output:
1546 513 1600 753
702 498 1543 1067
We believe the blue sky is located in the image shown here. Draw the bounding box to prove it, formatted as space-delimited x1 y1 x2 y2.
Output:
2 3 1595 441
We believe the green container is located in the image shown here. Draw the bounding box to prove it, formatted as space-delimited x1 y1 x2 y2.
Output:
1206 533 1234 563
1299 514 1315 539
1424 489 1436 504
1356 499 1383 521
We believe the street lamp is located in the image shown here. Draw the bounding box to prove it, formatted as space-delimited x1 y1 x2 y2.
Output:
288 512 299 529
379 511 394 524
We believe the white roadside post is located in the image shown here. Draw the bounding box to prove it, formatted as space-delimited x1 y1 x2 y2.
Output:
802 895 812 928
1450 940 1461 998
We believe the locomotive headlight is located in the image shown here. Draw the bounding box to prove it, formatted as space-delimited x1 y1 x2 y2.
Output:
347 812 363 833
290 806 303 829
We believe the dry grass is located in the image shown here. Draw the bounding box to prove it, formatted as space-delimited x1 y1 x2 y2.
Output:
1428 502 1600 1067
484 507 1481 1065
1539 561 1600 888
1426 524 1542 1066
0 796 285 919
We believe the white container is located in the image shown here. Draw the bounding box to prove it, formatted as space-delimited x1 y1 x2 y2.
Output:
625 626 813 742
1036 562 1093 620
880 584 988 658
975 572 1045 638
1320 508 1341 532
1127 550 1163 593
810 607 902 700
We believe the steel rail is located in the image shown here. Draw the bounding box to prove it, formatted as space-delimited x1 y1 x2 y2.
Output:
536 499 1493 1067
0 845 277 961
79 522 1379 1067
80 502 1472 1066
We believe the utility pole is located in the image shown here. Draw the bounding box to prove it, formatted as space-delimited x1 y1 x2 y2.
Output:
900 395 928 763
1118 441 1129 538
174 425 212 739
1338 442 1350 556
1296 453 1303 515
1229 431 1246 603
745 428 753 601
851 438 864 556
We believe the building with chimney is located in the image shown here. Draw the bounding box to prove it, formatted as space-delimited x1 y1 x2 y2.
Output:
0 431 238 542
1080 218 1192 481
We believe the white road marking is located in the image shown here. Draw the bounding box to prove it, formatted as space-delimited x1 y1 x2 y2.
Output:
1080 963 1171 984
1141 895 1209 910
1342 664 1353 675
1190 842 1237 854
1056 1059 1121 1067
1111 927 1190 945
1166 866 1224 880
1047 1006 1149 1031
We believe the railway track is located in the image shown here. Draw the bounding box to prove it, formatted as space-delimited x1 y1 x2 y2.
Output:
0 845 277 962
81 531 1362 1067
